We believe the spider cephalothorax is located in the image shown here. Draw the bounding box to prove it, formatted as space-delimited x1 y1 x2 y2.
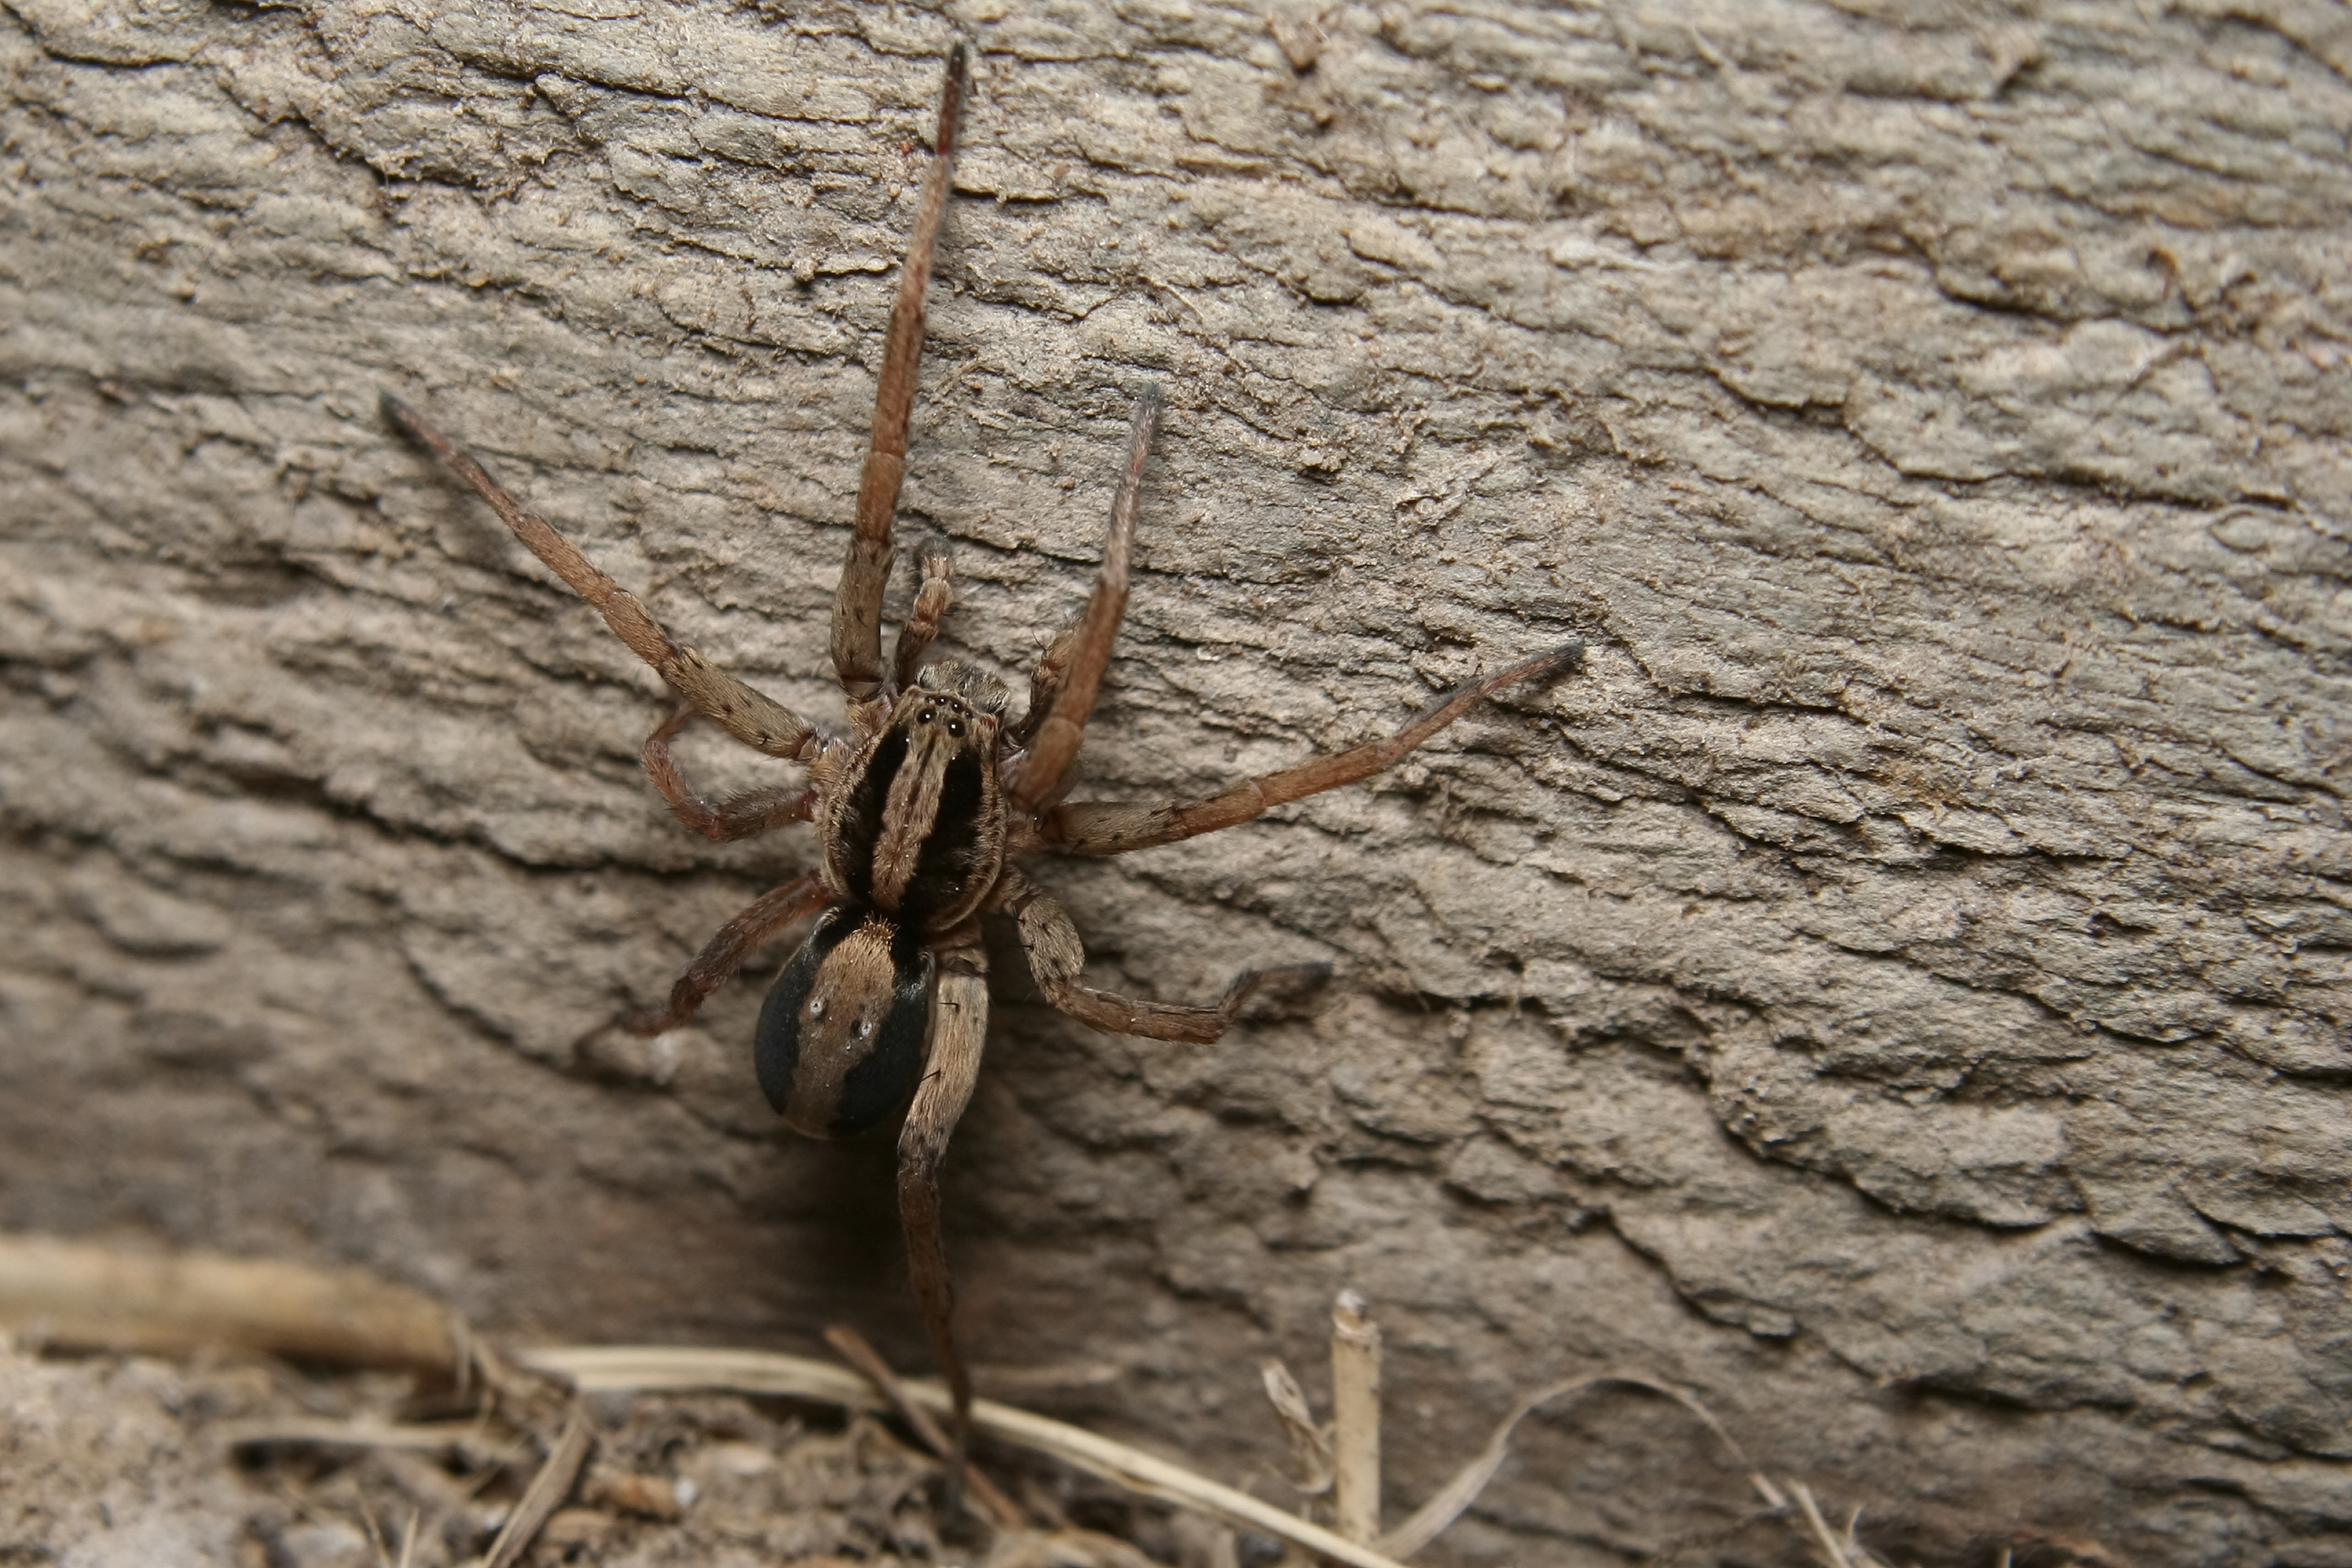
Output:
821 665 1010 932
385 41 1579 1480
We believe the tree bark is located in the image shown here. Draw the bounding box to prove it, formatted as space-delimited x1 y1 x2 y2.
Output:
3 0 2348 1561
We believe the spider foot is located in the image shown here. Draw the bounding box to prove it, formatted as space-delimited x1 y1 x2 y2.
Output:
1220 960 1333 1022
571 1012 691 1088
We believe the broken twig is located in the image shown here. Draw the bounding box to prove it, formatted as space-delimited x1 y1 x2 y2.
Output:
1330 1291 1382 1545
825 1323 1027 1531
479 1404 594 1568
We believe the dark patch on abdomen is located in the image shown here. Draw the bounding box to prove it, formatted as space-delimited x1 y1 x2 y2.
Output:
831 923 933 1137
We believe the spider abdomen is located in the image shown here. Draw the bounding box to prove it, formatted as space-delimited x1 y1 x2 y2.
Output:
754 906 934 1139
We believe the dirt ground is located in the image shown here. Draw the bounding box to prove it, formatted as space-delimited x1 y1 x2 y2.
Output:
0 1335 1208 1568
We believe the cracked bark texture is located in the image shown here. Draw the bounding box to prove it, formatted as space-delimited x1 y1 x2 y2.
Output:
3 0 2349 1561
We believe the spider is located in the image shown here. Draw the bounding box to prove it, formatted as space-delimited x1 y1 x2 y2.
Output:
385 43 1578 1472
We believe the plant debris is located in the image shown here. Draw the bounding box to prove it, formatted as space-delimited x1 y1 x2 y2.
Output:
0 1234 2121 1567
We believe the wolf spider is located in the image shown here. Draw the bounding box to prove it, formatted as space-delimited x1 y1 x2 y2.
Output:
385 44 1578 1471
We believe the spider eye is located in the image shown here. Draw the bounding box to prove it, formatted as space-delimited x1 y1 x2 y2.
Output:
947 721 964 738
854 1018 873 1039
918 707 935 723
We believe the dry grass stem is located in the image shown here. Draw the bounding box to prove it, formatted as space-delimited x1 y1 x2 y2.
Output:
1788 1481 1899 1568
216 1417 504 1454
824 1322 1028 1530
1376 1373 1782 1561
1330 1291 1382 1545
1790 1481 1855 1568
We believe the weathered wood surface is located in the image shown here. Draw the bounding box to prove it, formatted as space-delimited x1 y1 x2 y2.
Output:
3 0 2348 1559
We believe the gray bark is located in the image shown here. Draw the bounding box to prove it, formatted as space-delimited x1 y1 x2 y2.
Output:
3 0 2349 1561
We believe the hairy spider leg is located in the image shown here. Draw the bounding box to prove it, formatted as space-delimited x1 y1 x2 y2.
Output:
1007 386 1162 813
380 395 819 764
892 552 956 694
996 868 1328 1040
642 698 819 842
615 871 832 1040
896 921 990 1494
1042 641 1586 855
832 44 970 714
1008 617 1083 749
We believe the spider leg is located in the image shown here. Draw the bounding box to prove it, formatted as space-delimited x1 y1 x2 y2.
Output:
1007 386 1162 811
382 395 818 762
642 700 818 841
832 46 970 713
608 870 830 1038
1000 869 1327 1041
898 921 989 1494
892 552 956 693
1043 640 1584 856
1008 616 1082 747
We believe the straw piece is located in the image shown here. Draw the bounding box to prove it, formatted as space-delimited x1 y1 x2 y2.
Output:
519 1345 1418 1568
0 1232 460 1376
584 1468 689 1522
1330 1292 1382 1545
